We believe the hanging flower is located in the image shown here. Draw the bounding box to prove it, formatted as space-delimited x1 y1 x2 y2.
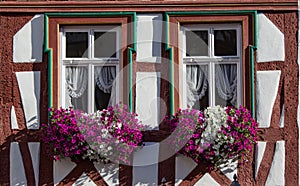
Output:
40 104 144 164
165 105 258 168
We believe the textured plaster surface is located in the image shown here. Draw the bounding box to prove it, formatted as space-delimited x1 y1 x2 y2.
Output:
256 71 281 128
257 13 285 62
10 142 27 186
136 72 161 129
28 142 40 186
94 162 119 186
265 141 285 186
53 158 77 185
218 159 237 181
255 141 267 178
136 14 162 63
194 173 220 186
16 71 40 129
132 142 159 185
10 106 19 129
72 173 97 186
13 14 44 63
175 155 197 186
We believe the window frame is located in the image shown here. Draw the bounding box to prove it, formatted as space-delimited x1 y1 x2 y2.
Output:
180 23 242 109
166 14 254 112
59 25 121 113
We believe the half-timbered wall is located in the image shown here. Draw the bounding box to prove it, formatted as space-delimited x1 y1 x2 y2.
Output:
0 1 299 186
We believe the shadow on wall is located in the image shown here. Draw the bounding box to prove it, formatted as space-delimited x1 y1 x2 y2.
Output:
0 129 121 185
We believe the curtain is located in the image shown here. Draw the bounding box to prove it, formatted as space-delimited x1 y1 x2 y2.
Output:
186 65 208 108
65 66 88 111
66 67 88 98
95 66 116 93
95 66 116 107
215 64 237 106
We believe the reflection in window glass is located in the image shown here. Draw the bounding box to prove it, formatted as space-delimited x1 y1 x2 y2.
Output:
94 32 117 58
65 66 89 111
186 30 208 56
186 65 209 110
66 32 88 58
214 64 237 107
214 30 237 56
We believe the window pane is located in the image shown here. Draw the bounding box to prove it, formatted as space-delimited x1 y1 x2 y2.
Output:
186 65 209 110
66 32 88 58
215 64 237 107
94 32 117 58
214 30 237 56
94 66 116 111
65 66 88 112
186 30 208 56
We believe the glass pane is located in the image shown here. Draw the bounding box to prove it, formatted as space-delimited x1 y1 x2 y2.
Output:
94 66 116 111
214 30 237 56
94 32 117 58
186 65 209 110
186 30 208 56
66 32 88 58
65 66 88 112
215 64 237 107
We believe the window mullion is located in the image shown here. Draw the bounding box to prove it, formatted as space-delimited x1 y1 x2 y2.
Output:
88 64 93 113
209 27 214 107
91 29 94 59
209 61 214 107
210 28 214 58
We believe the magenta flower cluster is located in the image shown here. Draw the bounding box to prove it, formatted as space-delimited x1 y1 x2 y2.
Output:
40 107 87 162
41 104 143 164
165 105 258 169
77 104 144 164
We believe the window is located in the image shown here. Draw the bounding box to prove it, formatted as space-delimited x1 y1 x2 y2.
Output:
60 26 121 113
180 24 242 110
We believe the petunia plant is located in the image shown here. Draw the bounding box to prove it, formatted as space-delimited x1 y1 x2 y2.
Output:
77 104 144 164
165 105 258 169
40 104 143 164
40 107 87 162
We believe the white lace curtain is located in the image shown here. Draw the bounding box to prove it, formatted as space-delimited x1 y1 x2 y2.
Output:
95 66 116 106
186 64 237 108
186 65 208 108
66 67 88 98
95 66 116 93
215 64 237 106
65 66 116 110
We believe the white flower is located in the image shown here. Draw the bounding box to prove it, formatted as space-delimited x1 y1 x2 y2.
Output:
117 122 122 128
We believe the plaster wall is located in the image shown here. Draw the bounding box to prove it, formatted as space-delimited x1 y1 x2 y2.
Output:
1 10 299 186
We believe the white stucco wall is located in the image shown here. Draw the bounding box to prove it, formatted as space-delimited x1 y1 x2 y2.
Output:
94 163 119 186
133 142 159 185
136 72 161 130
16 71 40 129
194 173 220 186
257 13 285 62
13 14 44 63
10 106 19 129
10 142 27 186
136 14 162 63
255 141 267 178
28 142 40 186
256 71 281 128
175 155 198 186
72 173 97 186
53 158 77 185
265 141 285 186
